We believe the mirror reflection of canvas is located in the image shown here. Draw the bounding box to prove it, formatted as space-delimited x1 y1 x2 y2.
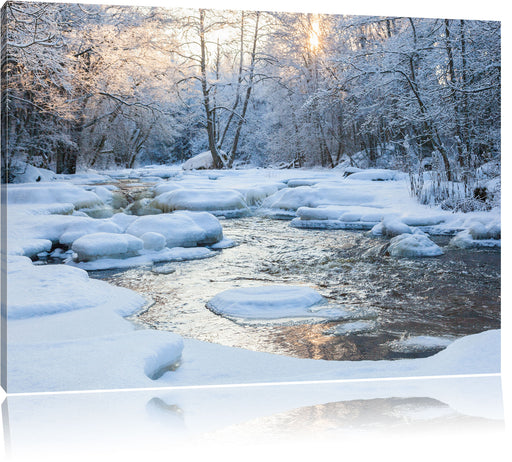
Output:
1 1 500 393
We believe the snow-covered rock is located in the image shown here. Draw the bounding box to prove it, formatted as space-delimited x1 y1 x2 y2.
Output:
372 217 413 237
388 233 444 258
207 285 345 322
126 211 223 248
151 189 250 217
182 151 215 170
72 232 144 262
450 230 501 249
9 162 58 183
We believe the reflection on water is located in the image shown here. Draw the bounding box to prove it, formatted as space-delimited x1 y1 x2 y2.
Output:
93 216 500 361
2 376 504 460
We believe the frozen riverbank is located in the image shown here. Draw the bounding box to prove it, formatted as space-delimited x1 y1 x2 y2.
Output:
5 165 501 393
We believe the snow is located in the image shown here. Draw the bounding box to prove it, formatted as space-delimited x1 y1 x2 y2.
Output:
141 232 166 251
126 211 223 248
261 183 379 212
9 161 58 183
9 330 184 392
387 233 444 258
372 217 413 237
7 182 104 209
345 168 406 181
70 246 216 271
59 220 123 246
206 285 347 322
72 232 144 262
7 256 142 320
151 188 250 217
182 151 215 170
5 165 501 394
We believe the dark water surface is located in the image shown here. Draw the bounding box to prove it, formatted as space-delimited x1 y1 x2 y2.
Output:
91 215 500 361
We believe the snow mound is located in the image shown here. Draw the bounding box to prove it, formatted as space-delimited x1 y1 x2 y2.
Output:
151 189 250 217
388 233 443 258
9 330 184 392
59 220 123 246
153 182 184 196
9 162 58 183
182 151 215 170
72 232 144 262
71 246 216 271
126 211 223 248
261 184 377 213
207 285 348 322
7 260 143 320
8 182 103 209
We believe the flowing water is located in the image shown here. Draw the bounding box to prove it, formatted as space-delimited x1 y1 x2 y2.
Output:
92 214 500 361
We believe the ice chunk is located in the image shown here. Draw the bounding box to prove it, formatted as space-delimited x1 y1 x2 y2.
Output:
126 211 223 248
206 285 341 321
329 321 376 335
209 238 236 249
151 189 249 217
388 233 443 257
389 335 454 353
72 232 144 262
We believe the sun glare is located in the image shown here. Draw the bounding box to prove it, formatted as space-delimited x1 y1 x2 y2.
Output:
309 18 321 51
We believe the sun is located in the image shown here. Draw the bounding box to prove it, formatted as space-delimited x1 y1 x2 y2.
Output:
308 18 321 51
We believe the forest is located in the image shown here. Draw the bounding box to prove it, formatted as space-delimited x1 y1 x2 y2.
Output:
2 2 501 205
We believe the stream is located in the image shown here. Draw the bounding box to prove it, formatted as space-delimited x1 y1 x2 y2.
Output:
91 212 500 362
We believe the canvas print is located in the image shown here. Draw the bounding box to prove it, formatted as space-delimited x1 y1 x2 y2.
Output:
0 1 501 393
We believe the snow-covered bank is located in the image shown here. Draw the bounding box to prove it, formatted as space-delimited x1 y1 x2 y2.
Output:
5 165 501 393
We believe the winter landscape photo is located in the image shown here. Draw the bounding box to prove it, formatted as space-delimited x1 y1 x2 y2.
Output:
0 1 501 393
